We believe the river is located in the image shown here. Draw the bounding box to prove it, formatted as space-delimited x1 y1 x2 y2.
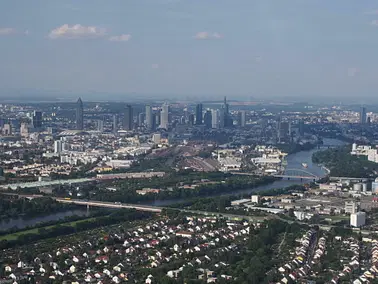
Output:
148 138 346 206
0 210 88 232
0 138 345 230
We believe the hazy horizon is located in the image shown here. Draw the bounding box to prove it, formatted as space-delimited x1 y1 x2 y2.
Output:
1 0 378 101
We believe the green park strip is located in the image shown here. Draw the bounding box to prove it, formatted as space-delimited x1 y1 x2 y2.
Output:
0 217 97 241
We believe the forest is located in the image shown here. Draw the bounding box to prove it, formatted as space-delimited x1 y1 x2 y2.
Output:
312 146 377 178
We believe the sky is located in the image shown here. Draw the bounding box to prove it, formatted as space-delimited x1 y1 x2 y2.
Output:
1 0 378 102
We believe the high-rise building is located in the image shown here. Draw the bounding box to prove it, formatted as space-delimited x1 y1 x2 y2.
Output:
223 96 229 115
345 201 357 214
239 111 246 127
360 107 367 124
204 110 212 129
222 96 233 127
219 109 225 128
350 212 366 227
76 98 84 130
154 113 160 129
54 140 63 154
188 114 195 126
299 120 305 136
20 123 29 137
372 178 378 195
2 123 12 135
195 103 203 125
278 121 290 142
152 133 161 144
123 105 133 131
32 111 42 129
138 112 145 127
211 109 219 129
145 105 153 130
97 119 104 132
112 114 118 134
160 103 169 129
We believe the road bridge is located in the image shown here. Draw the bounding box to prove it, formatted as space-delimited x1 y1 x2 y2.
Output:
55 198 266 221
56 198 163 213
273 168 321 181
231 169 322 181
8 195 378 235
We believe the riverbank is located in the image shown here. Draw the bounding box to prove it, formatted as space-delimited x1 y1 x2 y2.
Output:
312 145 376 178
145 138 346 206
0 209 152 250
0 217 98 241
0 209 90 231
0 196 80 221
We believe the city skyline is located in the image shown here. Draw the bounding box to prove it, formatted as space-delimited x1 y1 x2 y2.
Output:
2 1 378 101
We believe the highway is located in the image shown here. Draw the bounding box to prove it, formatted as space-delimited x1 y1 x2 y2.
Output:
56 198 163 213
7 195 377 235
55 198 266 221
272 175 318 180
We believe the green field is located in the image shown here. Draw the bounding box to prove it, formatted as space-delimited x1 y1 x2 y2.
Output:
325 215 349 224
0 217 97 241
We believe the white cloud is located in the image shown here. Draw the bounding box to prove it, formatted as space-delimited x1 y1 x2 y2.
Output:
0 28 17 35
108 34 131 42
49 24 106 39
194 31 223 40
371 20 378 26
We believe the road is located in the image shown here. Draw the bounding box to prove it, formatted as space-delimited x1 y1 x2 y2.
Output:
56 198 163 213
55 198 267 222
5 194 378 235
278 231 287 254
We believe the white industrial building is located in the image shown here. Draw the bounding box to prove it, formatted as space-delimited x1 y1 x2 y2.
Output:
372 178 378 194
351 143 378 163
152 133 161 144
350 212 366 227
344 201 357 214
251 195 260 204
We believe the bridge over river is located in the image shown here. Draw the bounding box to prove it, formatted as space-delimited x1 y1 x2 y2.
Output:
232 168 322 181
273 168 322 181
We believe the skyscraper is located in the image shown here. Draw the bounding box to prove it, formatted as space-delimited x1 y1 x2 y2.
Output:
32 111 42 128
223 96 229 115
97 119 104 132
222 96 233 127
154 112 160 129
145 105 153 130
204 110 212 129
211 109 219 129
219 108 225 128
195 103 203 125
360 107 367 124
123 105 133 130
112 114 118 134
239 110 246 127
188 114 195 126
299 120 305 136
20 123 29 137
76 98 84 130
160 103 169 129
138 112 145 127
54 140 63 154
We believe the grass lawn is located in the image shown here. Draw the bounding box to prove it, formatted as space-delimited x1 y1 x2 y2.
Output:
0 217 97 241
325 215 349 224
